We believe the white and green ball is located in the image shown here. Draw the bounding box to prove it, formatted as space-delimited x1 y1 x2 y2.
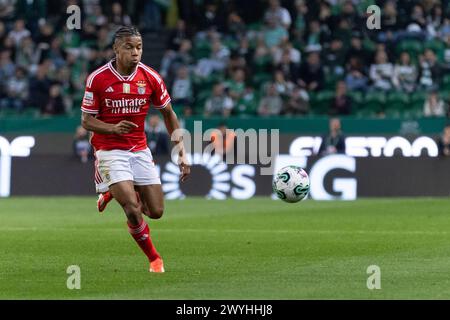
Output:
273 166 310 203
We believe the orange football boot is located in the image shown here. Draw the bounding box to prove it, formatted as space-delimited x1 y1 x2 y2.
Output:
149 258 165 273
97 191 113 213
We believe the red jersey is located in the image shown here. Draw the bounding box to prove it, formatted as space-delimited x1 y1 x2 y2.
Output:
81 59 171 152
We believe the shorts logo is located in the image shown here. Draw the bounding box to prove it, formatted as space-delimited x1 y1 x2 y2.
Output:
101 168 110 181
136 81 146 95
123 83 130 94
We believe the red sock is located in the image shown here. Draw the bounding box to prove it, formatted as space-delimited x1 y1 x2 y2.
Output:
127 220 160 262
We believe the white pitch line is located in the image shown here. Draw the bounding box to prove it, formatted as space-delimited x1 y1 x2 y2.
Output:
156 229 450 236
0 227 449 236
0 227 39 231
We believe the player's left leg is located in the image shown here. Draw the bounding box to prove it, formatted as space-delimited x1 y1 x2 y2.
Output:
134 184 164 219
96 188 153 216
132 148 164 219
95 168 147 215
131 148 165 272
97 186 151 216
97 191 113 212
94 156 114 213
134 184 165 272
95 150 155 215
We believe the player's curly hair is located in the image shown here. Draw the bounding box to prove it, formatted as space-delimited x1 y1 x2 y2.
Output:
114 26 141 43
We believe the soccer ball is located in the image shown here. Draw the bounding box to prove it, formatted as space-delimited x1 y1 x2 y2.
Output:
273 166 310 203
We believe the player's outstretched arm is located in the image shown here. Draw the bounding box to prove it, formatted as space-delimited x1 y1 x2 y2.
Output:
81 112 138 135
159 103 191 182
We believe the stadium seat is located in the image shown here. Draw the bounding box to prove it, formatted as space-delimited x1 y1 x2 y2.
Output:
362 37 377 52
424 39 445 61
252 72 272 89
399 90 427 118
193 72 224 92
409 90 427 112
384 91 410 116
331 4 342 15
395 39 423 56
410 90 427 104
193 40 211 60
194 89 212 111
310 90 334 115
355 106 377 118
360 91 386 115
222 38 239 51
439 89 450 100
356 0 375 14
247 22 262 32
234 96 259 116
441 74 450 91
324 72 343 90
347 90 364 113
403 105 423 119
252 55 272 74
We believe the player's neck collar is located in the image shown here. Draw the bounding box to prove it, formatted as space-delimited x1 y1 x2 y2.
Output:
108 59 138 82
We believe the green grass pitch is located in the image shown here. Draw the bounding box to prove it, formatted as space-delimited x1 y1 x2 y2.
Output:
1 197 450 299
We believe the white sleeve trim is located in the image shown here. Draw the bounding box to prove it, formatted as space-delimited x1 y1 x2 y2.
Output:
81 107 99 114
153 98 171 109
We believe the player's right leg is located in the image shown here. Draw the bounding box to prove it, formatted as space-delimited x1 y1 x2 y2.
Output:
95 149 162 272
134 184 165 273
109 180 162 268
95 169 149 215
131 148 165 272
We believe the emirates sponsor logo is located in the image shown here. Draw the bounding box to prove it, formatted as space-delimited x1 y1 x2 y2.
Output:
105 98 147 108
105 98 147 114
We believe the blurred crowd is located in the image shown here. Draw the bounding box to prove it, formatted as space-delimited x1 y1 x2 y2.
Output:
0 0 155 116
2 0 450 119
164 0 450 118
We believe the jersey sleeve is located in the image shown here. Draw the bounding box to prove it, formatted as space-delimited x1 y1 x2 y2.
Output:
81 73 101 114
150 74 171 109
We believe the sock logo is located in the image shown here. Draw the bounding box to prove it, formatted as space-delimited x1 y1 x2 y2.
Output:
138 234 149 241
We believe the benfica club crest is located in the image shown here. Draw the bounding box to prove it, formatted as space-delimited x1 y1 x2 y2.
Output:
136 81 146 94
